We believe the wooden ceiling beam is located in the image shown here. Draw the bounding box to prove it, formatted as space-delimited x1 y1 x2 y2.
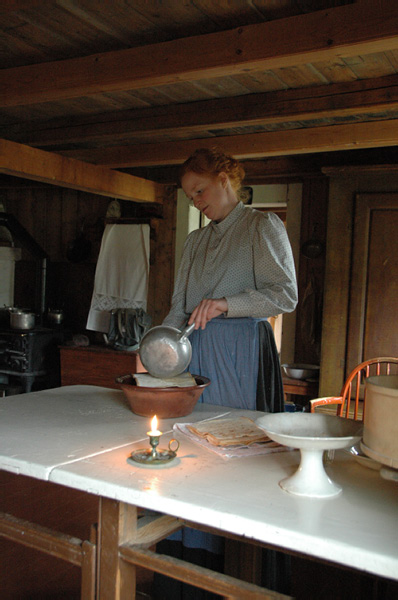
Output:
60 119 398 167
125 147 398 183
0 138 163 202
2 1 398 107
0 1 47 12
5 73 398 148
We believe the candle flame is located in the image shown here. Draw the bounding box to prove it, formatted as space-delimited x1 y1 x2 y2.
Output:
151 415 158 432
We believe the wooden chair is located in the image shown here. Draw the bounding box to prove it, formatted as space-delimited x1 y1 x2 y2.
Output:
310 357 398 420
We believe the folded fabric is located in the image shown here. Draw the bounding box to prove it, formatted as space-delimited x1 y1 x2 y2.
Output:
134 372 196 388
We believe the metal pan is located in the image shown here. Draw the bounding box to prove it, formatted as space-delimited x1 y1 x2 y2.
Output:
139 322 195 379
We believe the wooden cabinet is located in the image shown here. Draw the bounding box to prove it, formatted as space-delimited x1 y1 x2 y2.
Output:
60 345 145 389
320 171 398 396
346 193 398 375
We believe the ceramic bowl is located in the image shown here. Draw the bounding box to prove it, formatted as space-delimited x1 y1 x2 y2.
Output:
116 373 210 418
256 413 362 498
281 363 320 380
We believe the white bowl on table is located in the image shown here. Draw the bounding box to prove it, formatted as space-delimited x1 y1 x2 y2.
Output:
256 413 363 498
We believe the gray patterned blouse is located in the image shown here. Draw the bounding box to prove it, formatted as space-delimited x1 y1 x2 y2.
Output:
163 201 298 329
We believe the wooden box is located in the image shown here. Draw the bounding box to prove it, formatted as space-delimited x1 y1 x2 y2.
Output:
60 345 145 389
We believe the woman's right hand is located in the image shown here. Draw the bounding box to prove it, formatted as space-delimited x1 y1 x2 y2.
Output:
189 298 228 330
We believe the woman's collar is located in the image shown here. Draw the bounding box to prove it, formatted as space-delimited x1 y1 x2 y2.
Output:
210 201 244 233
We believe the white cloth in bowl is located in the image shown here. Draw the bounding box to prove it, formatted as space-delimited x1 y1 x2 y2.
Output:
133 372 196 388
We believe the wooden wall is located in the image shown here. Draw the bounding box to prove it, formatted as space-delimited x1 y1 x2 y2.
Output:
146 185 177 326
0 177 176 338
294 176 329 365
1 171 331 370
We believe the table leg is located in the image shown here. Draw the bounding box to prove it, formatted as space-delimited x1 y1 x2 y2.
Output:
97 497 138 600
97 499 294 599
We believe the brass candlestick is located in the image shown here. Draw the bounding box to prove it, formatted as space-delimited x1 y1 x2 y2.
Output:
130 415 180 466
148 431 161 459
130 437 180 465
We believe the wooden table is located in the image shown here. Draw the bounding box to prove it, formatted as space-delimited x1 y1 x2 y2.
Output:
1 386 397 599
282 375 319 407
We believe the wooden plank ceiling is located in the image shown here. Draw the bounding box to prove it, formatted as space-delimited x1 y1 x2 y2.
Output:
2 0 398 182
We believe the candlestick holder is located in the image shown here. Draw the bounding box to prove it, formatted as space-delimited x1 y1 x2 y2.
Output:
130 437 180 466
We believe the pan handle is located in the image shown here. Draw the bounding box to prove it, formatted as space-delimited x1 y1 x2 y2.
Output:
179 322 195 339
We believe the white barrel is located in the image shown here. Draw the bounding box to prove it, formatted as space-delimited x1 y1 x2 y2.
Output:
361 375 398 469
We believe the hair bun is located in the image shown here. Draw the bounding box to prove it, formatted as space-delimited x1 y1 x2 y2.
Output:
179 147 245 194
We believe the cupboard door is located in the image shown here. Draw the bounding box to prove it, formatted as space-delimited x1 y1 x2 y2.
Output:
346 193 398 375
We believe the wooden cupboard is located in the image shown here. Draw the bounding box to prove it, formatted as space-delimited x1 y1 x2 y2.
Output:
346 192 398 375
321 169 398 395
60 345 145 389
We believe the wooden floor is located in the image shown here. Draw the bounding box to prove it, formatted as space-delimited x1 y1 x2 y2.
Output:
1 471 397 599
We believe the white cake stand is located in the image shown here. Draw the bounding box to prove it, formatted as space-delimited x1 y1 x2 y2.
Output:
256 413 363 498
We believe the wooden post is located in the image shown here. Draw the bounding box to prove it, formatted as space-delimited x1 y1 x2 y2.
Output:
148 185 177 325
97 498 138 600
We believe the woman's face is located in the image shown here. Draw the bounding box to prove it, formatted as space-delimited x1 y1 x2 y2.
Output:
181 171 237 222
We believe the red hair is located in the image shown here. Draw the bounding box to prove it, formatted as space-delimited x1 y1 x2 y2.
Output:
179 147 245 195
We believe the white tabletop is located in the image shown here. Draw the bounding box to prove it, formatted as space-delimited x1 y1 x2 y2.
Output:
0 385 230 479
1 386 397 581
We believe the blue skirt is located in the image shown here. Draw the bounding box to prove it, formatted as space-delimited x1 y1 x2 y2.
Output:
189 316 261 410
170 316 284 552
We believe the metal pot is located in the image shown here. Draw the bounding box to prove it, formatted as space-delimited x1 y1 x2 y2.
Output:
47 308 64 325
139 322 195 379
10 309 36 330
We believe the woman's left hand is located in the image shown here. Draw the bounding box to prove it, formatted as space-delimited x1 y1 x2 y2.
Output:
189 298 228 330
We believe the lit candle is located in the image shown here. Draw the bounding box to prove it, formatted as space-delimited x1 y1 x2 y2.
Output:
147 415 162 459
147 415 162 437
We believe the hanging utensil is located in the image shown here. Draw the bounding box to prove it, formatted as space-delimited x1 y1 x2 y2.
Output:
301 239 324 259
139 322 195 379
301 223 324 259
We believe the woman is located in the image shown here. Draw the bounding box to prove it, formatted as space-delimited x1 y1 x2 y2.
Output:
153 148 298 599
163 147 298 413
